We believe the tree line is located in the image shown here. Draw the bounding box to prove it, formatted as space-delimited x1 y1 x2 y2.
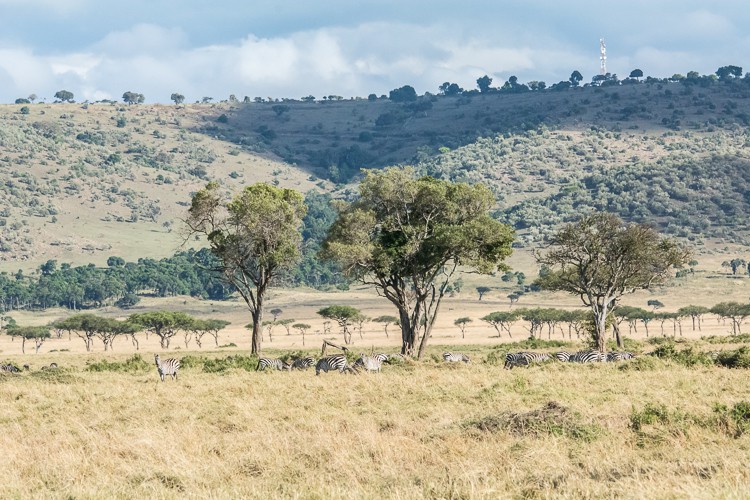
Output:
5 311 230 354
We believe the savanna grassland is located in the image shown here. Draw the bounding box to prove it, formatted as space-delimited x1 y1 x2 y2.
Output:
5 73 750 498
1 346 750 499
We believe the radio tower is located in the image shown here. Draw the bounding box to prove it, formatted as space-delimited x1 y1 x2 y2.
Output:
599 38 607 75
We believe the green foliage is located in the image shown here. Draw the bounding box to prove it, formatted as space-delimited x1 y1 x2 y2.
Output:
322 168 514 356
703 333 750 344
85 354 151 373
201 355 258 373
714 401 750 437
389 85 417 102
715 347 750 369
647 342 715 367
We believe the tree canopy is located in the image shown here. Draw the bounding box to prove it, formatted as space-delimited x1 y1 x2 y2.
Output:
535 212 690 351
321 167 514 357
186 182 306 354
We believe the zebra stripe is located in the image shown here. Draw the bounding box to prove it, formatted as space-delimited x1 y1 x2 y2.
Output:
443 352 470 363
606 351 636 362
554 351 573 362
154 354 180 381
504 352 551 369
568 350 606 363
315 354 348 375
290 356 316 370
352 354 383 373
256 357 290 371
0 364 20 373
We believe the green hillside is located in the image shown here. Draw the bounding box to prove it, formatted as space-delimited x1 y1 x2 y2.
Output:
2 73 750 270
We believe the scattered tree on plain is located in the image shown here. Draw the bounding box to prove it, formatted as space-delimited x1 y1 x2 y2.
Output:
321 168 514 358
536 213 690 351
186 182 306 354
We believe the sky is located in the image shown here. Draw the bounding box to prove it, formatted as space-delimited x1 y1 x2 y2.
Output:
0 0 749 104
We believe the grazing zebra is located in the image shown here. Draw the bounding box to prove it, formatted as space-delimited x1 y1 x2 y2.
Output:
315 354 349 375
504 352 551 369
0 364 20 373
352 354 383 373
256 357 291 371
554 351 573 362
154 354 180 381
606 351 636 362
290 356 316 370
443 352 470 363
568 350 606 363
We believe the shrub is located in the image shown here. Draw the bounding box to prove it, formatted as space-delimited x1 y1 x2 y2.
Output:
86 354 151 373
714 401 750 437
715 347 750 369
202 355 257 373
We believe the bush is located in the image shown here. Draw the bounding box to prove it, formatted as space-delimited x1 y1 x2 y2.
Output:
86 354 151 373
715 347 750 368
714 401 750 437
647 342 714 367
202 355 257 373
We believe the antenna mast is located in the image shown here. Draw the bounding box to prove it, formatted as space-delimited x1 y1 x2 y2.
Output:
599 38 607 75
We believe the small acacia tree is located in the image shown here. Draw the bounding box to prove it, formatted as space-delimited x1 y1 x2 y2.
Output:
321 167 514 358
481 311 518 339
454 317 472 338
293 323 311 346
186 182 306 354
318 305 362 344
7 326 50 354
373 315 398 338
536 213 690 352
129 311 194 349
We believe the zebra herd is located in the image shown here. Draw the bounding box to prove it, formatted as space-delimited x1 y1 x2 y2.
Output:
0 362 57 373
253 353 406 375
504 350 636 369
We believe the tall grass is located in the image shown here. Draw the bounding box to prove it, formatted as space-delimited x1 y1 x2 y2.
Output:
0 347 749 497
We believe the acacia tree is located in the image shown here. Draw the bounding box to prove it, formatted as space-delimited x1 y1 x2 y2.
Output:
129 311 193 349
6 326 50 354
186 182 306 354
454 317 472 338
536 213 690 352
678 305 710 331
322 168 514 358
292 323 311 346
317 305 362 344
372 315 398 338
53 314 111 352
481 311 518 339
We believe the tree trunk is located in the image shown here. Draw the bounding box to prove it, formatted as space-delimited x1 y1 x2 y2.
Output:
613 321 623 349
251 308 263 355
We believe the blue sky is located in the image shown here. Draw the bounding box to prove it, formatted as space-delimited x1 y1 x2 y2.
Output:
0 0 748 103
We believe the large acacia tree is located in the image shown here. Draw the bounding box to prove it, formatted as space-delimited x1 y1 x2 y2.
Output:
536 213 690 352
321 168 514 358
186 182 306 354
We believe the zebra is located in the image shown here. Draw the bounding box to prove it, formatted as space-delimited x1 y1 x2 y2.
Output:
256 357 291 371
606 351 636 362
554 351 574 362
315 354 349 375
504 352 551 369
568 350 606 363
443 352 470 363
154 354 180 381
0 364 20 373
49 362 58 369
352 354 383 373
290 356 316 370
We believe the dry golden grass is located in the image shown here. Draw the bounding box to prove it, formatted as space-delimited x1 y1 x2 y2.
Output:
0 346 749 498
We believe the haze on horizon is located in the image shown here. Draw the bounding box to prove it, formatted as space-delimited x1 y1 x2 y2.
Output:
0 0 749 103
